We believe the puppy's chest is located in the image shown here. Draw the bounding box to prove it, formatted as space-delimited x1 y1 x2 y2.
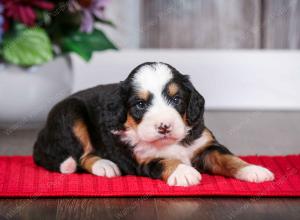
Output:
133 140 204 165
133 144 189 165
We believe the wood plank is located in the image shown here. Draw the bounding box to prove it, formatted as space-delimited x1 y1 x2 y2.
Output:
0 199 57 220
0 198 299 220
100 0 141 48
155 198 300 220
55 198 158 220
262 0 300 48
140 0 261 48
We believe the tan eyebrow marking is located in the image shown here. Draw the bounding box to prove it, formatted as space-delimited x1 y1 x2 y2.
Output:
136 90 150 101
168 83 179 96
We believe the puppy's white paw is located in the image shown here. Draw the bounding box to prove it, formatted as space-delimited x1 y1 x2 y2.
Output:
167 164 201 187
92 159 121 177
235 165 275 183
60 157 77 174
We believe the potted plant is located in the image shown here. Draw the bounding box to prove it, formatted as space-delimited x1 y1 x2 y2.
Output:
0 0 116 130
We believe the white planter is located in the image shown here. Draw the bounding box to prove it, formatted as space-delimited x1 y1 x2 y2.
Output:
0 56 73 130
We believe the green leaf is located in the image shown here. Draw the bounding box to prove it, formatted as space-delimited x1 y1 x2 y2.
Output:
3 27 53 66
61 29 117 61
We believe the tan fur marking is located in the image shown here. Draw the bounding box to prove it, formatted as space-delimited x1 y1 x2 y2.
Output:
191 128 247 177
161 159 182 181
183 113 188 126
204 152 248 177
135 156 145 164
168 83 179 96
80 154 102 173
73 119 93 156
135 156 155 166
191 128 215 159
124 113 138 129
138 158 181 181
137 90 150 101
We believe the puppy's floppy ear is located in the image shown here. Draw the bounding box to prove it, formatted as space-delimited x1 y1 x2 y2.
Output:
116 80 131 123
183 75 205 126
96 82 129 131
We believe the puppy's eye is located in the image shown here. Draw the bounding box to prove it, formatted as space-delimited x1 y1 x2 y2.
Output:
171 96 181 105
135 101 147 110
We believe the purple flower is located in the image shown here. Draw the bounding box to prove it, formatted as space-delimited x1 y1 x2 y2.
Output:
0 3 4 42
69 0 110 33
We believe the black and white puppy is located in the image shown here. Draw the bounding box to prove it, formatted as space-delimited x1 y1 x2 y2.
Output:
33 62 274 186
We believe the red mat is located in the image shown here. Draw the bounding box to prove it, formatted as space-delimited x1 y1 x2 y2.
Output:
0 155 299 197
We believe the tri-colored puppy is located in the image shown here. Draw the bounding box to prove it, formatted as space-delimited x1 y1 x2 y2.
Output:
33 62 274 186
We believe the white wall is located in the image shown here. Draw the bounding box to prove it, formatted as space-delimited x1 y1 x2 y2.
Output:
72 50 300 110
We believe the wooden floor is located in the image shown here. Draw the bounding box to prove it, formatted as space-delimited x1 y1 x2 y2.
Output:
0 197 299 220
0 111 299 220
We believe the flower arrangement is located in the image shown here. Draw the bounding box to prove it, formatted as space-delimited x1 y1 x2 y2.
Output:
0 0 116 66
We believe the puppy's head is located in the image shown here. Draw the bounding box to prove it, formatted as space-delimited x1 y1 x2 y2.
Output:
118 62 205 147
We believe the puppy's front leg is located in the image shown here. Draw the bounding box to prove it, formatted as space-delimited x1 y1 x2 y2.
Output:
80 154 121 177
192 144 274 183
139 158 201 186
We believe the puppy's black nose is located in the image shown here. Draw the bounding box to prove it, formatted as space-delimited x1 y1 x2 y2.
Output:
158 124 171 135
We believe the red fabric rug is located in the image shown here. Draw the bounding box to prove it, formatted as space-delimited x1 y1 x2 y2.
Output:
0 155 299 197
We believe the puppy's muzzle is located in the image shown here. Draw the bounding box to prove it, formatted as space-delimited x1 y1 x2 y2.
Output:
157 123 171 135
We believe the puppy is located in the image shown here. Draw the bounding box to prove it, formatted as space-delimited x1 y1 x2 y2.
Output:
33 62 274 186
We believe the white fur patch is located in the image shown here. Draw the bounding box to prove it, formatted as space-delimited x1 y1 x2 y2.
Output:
133 129 213 165
133 63 173 94
235 165 275 183
59 157 77 174
167 164 201 187
134 142 192 165
119 127 140 146
91 159 121 177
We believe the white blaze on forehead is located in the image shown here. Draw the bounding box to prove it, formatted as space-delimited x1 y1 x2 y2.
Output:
133 63 172 95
